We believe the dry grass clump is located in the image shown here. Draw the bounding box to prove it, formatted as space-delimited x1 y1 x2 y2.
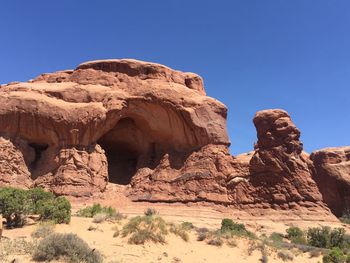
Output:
31 221 55 239
122 214 168 244
32 233 103 263
0 238 36 261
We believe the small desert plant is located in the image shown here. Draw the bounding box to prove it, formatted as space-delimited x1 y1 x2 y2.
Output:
340 208 350 224
322 247 346 263
77 204 123 221
122 215 168 244
169 223 190 242
31 221 55 238
220 218 255 238
0 238 36 261
92 213 107 223
277 250 294 261
32 233 103 263
144 208 158 216
286 226 306 245
196 227 209 241
307 227 347 249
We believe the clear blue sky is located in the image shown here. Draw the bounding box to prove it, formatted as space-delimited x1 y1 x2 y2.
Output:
1 1 349 155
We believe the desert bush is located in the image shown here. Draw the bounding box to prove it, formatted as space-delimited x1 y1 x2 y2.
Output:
340 209 350 224
122 215 168 244
28 187 55 213
32 233 103 263
269 232 284 245
92 213 107 223
144 208 158 216
220 218 255 238
0 238 36 261
323 247 346 263
37 196 71 224
0 187 71 227
31 221 55 238
169 223 189 242
307 227 347 249
277 250 294 261
196 227 209 241
77 204 124 221
0 187 31 227
286 226 306 244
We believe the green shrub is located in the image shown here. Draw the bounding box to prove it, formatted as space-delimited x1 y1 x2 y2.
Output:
307 227 347 249
0 187 30 227
323 247 346 263
221 218 245 232
31 221 55 238
0 187 71 227
28 187 55 213
32 233 103 263
122 215 168 244
77 204 103 217
286 226 306 244
220 218 255 238
37 196 71 224
77 204 123 221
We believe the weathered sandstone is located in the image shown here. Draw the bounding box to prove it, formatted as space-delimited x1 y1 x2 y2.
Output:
311 147 350 216
0 59 345 219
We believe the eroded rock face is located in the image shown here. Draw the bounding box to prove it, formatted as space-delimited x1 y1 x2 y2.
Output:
0 59 343 219
129 109 330 215
0 59 229 195
311 147 350 216
0 137 32 188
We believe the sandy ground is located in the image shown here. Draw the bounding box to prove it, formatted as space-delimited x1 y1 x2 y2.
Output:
2 200 349 263
1 185 348 263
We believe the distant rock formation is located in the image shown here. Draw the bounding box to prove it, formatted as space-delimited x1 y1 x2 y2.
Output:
0 59 347 219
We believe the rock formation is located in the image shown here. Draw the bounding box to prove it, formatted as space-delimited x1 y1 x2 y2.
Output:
0 58 346 218
311 147 350 216
0 59 228 196
130 109 327 215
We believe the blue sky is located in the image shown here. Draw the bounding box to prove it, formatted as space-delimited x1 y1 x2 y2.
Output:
1 1 349 155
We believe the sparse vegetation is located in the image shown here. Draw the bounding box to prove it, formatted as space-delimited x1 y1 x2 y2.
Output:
122 214 168 244
340 208 350 224
286 226 307 245
323 247 346 263
169 222 191 242
92 213 108 223
0 238 36 262
77 203 124 222
0 187 71 227
31 221 55 239
307 227 348 249
32 233 103 263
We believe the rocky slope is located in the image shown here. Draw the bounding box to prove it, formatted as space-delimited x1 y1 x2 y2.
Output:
0 59 348 218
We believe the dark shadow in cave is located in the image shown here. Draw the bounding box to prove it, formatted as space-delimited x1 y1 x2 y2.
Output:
100 141 138 185
28 143 48 171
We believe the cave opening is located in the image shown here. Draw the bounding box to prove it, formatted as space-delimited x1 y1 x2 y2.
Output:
97 117 147 185
28 142 48 170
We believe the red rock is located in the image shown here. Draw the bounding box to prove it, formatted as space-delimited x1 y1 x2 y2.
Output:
311 147 350 216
